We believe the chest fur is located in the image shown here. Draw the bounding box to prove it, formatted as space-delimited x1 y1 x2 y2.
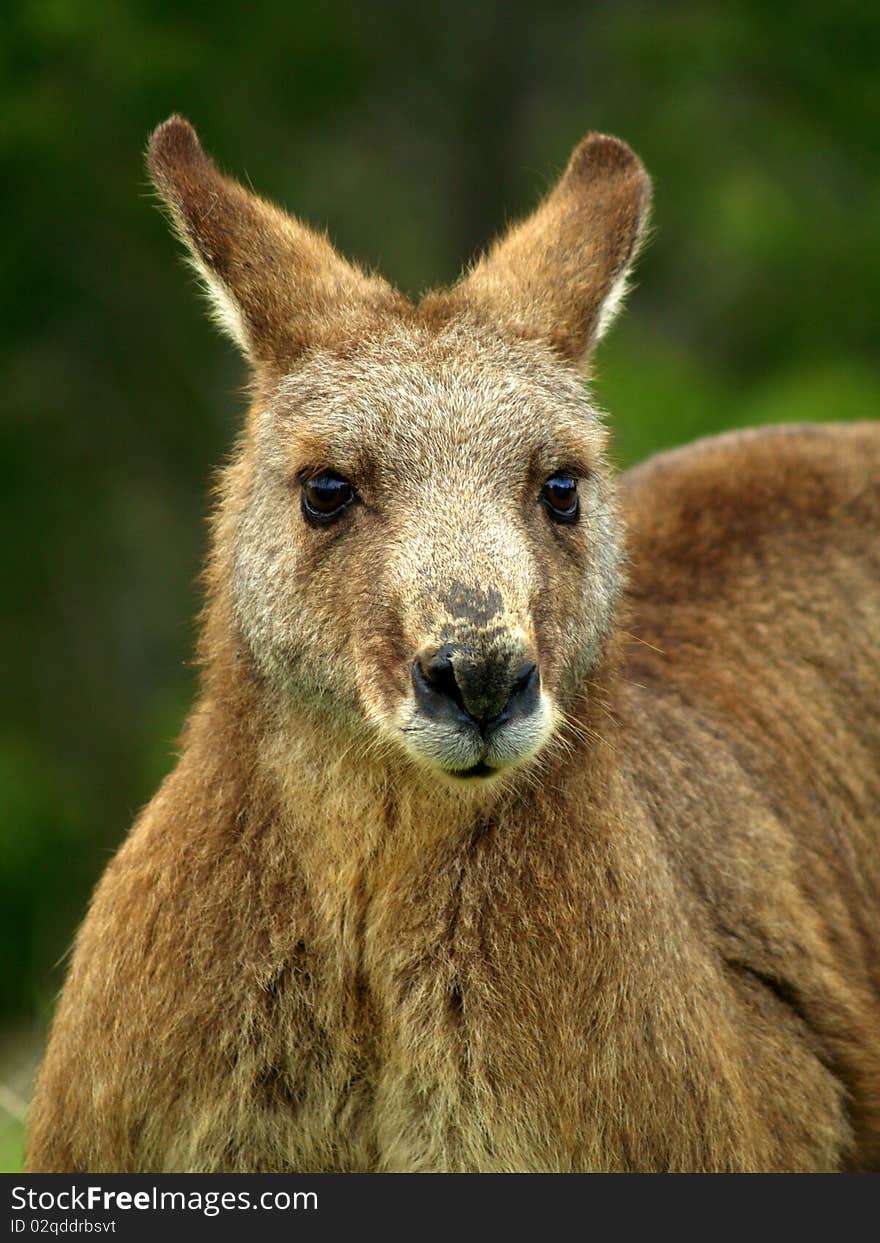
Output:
256 834 606 1172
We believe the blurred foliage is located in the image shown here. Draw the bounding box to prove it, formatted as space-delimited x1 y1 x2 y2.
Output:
1 1123 25 1175
1 0 879 1041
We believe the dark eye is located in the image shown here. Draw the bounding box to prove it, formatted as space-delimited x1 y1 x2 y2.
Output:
301 472 355 525
540 473 579 523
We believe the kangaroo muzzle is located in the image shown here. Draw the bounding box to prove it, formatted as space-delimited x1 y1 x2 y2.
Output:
401 631 553 781
412 643 540 734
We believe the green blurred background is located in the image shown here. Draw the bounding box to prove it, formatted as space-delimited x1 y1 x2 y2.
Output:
2 0 879 1169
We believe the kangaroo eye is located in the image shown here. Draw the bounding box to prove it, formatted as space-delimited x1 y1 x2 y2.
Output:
301 472 355 525
540 473 579 523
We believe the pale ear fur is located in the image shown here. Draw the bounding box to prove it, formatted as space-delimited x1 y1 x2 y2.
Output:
185 248 250 357
147 116 405 371
427 134 651 366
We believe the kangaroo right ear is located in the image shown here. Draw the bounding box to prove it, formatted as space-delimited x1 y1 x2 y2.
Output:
430 134 651 368
147 116 404 372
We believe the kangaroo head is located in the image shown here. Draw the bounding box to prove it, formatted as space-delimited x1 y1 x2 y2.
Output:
149 118 650 784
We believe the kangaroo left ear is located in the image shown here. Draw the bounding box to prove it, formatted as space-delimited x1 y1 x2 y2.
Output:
147 116 407 373
430 134 651 368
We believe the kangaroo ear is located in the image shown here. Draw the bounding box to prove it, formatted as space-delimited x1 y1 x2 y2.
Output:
147 116 404 371
435 134 651 367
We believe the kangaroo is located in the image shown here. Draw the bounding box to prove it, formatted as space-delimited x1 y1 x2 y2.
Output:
26 117 880 1173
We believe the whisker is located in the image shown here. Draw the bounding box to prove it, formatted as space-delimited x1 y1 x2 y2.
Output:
622 629 666 656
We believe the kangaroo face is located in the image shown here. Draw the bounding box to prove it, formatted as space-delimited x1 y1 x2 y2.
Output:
234 326 619 781
148 117 649 784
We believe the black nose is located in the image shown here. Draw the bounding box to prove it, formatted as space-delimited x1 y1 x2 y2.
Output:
412 644 540 732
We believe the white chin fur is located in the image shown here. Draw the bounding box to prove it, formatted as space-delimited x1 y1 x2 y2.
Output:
396 692 555 778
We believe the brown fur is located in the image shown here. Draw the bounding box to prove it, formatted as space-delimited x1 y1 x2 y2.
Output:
26 119 880 1172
